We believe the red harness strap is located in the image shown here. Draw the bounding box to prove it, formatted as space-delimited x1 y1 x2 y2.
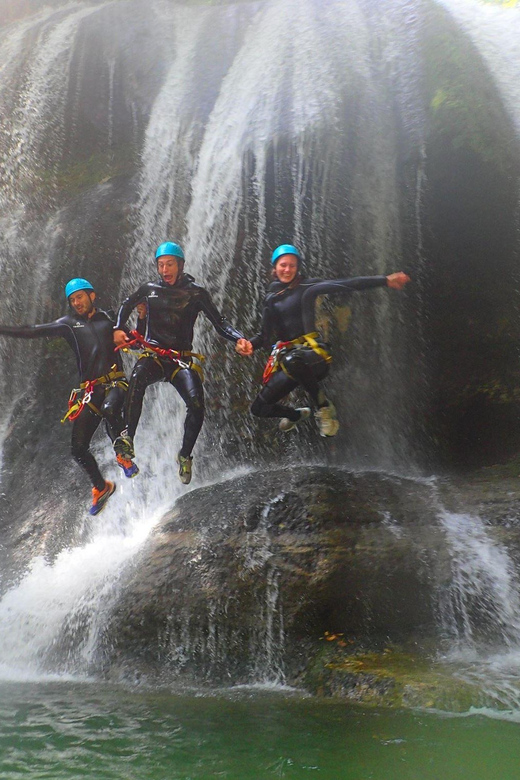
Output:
117 330 183 362
262 340 293 384
65 379 96 422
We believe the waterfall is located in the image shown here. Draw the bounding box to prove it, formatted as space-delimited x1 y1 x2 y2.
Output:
134 0 426 472
438 510 520 651
0 4 99 422
0 0 519 694
436 0 520 134
432 507 520 710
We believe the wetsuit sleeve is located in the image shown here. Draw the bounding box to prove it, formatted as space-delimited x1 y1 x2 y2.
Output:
199 289 244 343
114 285 150 330
250 300 275 351
0 320 67 339
135 314 146 337
301 275 388 333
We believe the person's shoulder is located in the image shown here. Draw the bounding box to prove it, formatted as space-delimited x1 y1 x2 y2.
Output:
181 273 198 288
56 313 76 327
300 277 323 286
95 308 116 322
265 281 285 296
182 275 208 296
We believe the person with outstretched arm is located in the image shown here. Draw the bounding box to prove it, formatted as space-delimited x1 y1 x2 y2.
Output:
235 244 410 437
0 278 138 515
113 242 248 485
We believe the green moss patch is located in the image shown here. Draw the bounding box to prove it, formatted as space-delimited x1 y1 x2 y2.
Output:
305 642 505 712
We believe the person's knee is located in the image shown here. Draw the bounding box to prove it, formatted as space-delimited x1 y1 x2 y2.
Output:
129 373 149 397
185 392 204 421
101 399 117 423
251 395 270 418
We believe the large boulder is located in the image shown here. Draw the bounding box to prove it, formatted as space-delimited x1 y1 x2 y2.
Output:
96 466 447 686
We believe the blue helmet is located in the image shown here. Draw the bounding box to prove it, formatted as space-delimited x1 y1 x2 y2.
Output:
155 241 185 261
65 278 94 299
271 244 301 265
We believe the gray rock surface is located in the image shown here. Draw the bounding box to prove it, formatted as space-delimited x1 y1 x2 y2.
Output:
97 466 450 686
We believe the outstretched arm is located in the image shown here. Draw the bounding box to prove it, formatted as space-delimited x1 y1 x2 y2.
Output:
0 320 67 340
236 297 276 357
301 273 410 333
200 290 244 343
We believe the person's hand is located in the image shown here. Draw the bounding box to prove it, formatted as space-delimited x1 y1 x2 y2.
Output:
114 329 129 347
386 272 411 290
235 338 253 356
136 303 146 319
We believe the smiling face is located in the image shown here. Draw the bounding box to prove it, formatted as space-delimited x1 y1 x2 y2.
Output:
157 255 181 286
69 289 96 317
274 254 299 284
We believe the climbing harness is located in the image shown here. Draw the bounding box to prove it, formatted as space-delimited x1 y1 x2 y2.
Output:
119 330 205 382
262 331 331 384
61 366 127 423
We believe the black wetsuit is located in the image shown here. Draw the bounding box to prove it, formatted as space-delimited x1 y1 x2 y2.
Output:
250 275 388 421
0 310 126 490
115 273 243 456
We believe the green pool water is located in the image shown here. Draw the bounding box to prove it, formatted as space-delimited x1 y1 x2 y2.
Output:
0 681 519 779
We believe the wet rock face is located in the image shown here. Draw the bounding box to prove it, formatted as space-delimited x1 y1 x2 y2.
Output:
97 467 445 686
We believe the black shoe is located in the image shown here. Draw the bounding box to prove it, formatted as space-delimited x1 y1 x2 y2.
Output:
177 453 193 485
114 432 135 459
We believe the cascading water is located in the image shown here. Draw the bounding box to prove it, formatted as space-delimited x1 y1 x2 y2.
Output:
438 510 520 651
436 0 520 133
179 0 424 472
0 0 519 705
434 508 520 711
0 0 177 677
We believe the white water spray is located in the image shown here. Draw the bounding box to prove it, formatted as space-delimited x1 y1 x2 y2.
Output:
437 0 520 133
438 510 520 651
0 0 519 699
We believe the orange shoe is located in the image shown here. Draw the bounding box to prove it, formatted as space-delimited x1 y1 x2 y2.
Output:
116 453 139 478
89 480 115 516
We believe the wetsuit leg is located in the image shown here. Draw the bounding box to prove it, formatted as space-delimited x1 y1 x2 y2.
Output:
251 371 300 421
125 357 164 439
282 358 329 408
169 368 204 458
101 385 126 442
70 406 105 490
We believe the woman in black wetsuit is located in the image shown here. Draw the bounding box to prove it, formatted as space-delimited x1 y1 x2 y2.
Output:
235 245 410 437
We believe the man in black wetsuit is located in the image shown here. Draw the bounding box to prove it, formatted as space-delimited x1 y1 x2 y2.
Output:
236 245 410 437
113 242 247 485
0 278 138 515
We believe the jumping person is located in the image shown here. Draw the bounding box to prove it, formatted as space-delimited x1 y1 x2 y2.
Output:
235 245 410 436
113 242 248 485
0 278 138 515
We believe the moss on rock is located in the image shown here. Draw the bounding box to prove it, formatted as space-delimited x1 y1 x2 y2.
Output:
305 642 502 712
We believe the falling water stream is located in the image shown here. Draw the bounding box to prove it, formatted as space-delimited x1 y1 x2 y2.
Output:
0 4 520 773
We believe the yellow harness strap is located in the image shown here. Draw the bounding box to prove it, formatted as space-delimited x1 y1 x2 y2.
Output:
79 368 126 388
276 332 332 379
138 349 205 383
292 332 332 363
61 367 128 423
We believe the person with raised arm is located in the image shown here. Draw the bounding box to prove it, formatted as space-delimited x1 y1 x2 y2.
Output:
0 278 138 515
113 242 248 485
235 245 410 437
